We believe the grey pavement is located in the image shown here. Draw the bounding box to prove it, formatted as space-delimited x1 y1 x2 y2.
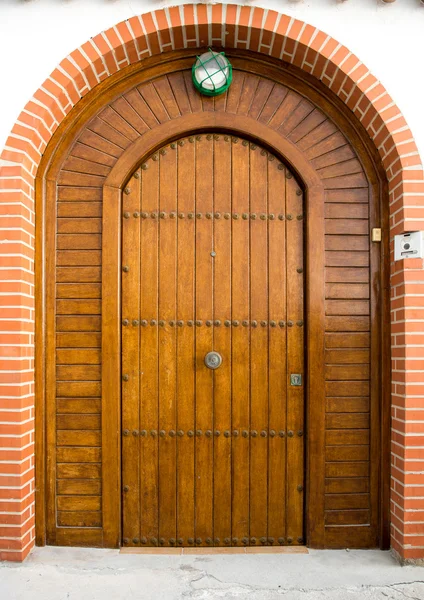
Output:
1 546 424 600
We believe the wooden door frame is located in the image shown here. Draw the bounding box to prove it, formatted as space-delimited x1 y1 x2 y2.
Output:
102 112 325 547
34 50 390 550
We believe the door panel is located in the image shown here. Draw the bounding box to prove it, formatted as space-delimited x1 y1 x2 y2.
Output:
286 172 305 544
138 157 159 545
267 158 288 544
212 138 232 545
175 139 196 546
121 132 305 547
194 138 214 547
121 169 141 546
230 138 251 546
249 145 269 544
157 145 177 547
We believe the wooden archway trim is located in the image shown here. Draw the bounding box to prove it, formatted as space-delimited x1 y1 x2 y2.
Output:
104 113 323 189
102 114 325 547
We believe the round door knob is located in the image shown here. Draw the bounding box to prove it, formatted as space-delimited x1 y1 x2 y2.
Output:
204 351 223 370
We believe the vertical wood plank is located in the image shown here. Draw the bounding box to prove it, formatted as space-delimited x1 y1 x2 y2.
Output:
231 137 250 545
102 185 121 548
121 173 141 546
286 174 305 545
176 139 196 546
267 160 287 545
158 147 178 546
249 144 269 545
307 184 327 548
212 135 232 545
139 158 159 546
194 134 214 546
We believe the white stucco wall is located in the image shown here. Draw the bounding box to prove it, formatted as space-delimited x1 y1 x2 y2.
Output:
0 0 423 163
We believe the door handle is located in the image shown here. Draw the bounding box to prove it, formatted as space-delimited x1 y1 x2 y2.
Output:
204 351 222 370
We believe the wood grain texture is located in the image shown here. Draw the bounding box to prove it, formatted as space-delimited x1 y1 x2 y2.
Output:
120 135 304 548
121 171 141 547
38 57 384 550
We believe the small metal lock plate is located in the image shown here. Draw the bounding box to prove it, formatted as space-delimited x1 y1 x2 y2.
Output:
372 228 382 243
204 351 222 370
290 374 302 386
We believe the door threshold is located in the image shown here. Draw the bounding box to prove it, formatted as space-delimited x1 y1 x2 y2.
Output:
120 546 308 555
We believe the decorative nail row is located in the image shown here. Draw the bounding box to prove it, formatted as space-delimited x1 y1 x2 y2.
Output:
139 134 292 164
123 211 303 220
122 535 303 546
123 429 303 438
122 319 304 327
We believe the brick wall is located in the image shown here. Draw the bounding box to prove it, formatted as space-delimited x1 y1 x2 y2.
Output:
0 165 35 561
0 3 423 561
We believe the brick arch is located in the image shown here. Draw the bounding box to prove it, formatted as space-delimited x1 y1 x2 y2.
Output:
0 3 423 562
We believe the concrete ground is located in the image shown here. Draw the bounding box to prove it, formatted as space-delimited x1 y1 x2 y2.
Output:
1 547 424 600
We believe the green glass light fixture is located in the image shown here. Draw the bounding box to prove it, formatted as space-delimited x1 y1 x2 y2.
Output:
192 49 232 97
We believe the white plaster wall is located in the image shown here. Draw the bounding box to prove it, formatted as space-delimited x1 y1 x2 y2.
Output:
0 0 423 163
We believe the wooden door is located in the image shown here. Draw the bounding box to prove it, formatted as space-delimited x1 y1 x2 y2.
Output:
121 132 304 548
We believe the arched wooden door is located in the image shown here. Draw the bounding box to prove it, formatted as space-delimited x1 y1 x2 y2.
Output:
39 57 387 550
121 133 305 548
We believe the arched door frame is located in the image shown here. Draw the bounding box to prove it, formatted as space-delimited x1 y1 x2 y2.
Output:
36 51 390 550
102 113 325 548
